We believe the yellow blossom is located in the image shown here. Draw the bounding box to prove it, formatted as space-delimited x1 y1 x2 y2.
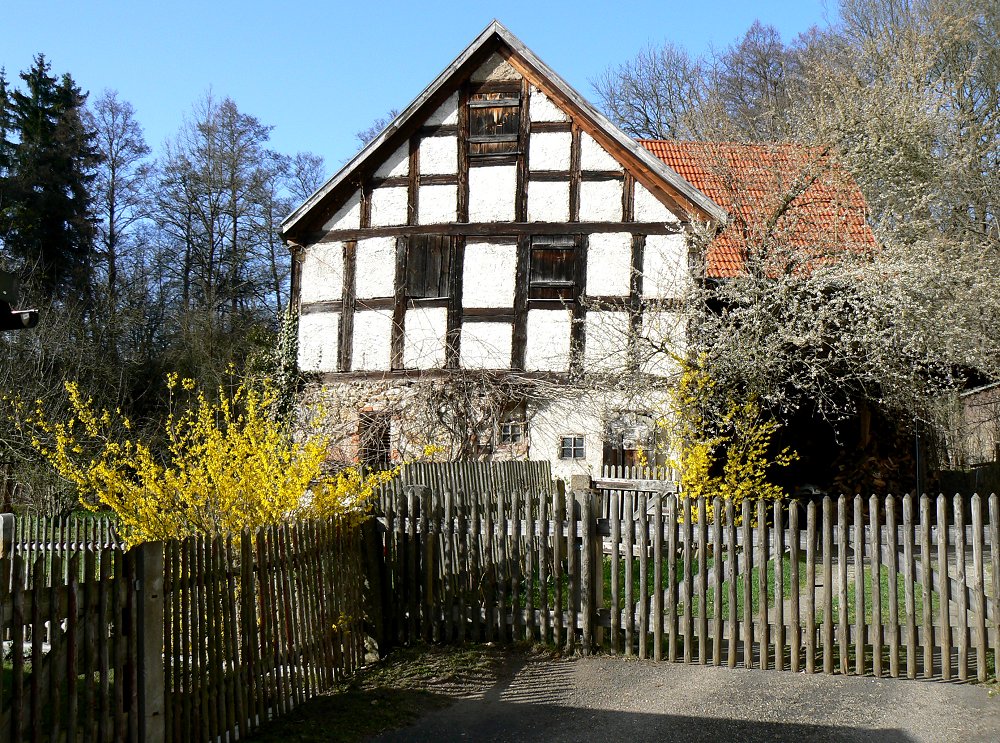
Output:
23 376 394 547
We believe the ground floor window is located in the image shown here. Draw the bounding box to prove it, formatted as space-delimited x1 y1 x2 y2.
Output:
359 411 391 471
559 435 585 459
499 421 525 444
498 401 527 445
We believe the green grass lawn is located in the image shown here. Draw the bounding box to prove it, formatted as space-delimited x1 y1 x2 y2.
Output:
505 548 941 629
602 552 797 620
831 564 940 626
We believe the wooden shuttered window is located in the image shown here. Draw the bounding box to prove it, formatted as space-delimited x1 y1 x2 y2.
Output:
405 235 452 299
468 88 521 158
529 236 577 300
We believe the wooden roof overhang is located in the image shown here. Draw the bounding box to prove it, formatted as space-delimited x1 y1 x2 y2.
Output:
281 20 727 245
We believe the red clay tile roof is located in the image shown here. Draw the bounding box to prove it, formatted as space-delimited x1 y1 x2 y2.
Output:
639 140 877 278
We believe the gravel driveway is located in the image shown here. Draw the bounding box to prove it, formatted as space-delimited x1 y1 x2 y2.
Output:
373 651 1000 743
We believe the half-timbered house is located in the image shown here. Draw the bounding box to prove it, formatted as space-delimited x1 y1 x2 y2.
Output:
281 21 874 480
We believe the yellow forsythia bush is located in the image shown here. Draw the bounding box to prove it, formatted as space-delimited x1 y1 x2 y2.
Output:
666 360 797 523
26 375 393 546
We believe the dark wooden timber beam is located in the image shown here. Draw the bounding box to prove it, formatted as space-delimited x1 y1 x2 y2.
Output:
311 368 572 384
306 220 686 244
338 240 357 372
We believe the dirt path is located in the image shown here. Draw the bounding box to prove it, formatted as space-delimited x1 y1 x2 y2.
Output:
373 650 1000 743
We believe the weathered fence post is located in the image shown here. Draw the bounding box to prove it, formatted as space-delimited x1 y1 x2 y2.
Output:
136 541 166 743
361 517 391 658
0 512 13 558
579 489 595 655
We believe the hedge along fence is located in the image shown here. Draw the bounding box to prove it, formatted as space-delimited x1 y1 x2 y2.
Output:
376 487 999 682
0 515 367 743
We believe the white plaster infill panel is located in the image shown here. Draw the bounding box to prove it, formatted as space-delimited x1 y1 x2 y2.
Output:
354 237 396 298
640 311 685 377
635 182 682 223
374 143 409 179
403 306 447 369
529 131 571 172
469 165 516 222
298 312 339 373
418 184 458 224
643 234 689 299
420 136 458 175
580 132 622 172
529 85 568 122
426 92 459 126
527 180 570 223
525 309 572 372
300 241 343 304
352 310 393 371
370 186 408 227
460 322 512 369
584 311 630 372
586 232 632 297
321 190 361 231
579 180 623 222
463 241 516 307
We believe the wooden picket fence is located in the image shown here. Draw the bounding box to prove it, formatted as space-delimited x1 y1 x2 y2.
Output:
162 519 366 743
9 514 122 589
0 515 367 743
377 487 999 682
378 460 554 515
595 465 678 521
0 531 142 742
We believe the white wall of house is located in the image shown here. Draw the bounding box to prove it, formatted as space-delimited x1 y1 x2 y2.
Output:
526 180 570 222
403 307 448 369
418 184 458 224
584 311 631 372
322 191 361 231
525 309 573 372
352 311 393 370
375 143 409 178
298 312 339 372
460 322 512 369
299 241 343 303
586 232 632 296
354 238 395 298
529 131 571 171
469 166 517 222
643 234 688 298
528 394 605 480
463 241 516 307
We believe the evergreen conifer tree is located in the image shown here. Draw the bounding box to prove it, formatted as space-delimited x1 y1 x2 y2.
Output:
0 55 100 301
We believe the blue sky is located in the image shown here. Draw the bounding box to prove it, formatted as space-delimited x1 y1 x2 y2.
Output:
7 0 836 174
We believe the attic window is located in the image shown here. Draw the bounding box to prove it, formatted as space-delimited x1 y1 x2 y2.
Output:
406 235 451 299
529 236 577 301
468 88 521 158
